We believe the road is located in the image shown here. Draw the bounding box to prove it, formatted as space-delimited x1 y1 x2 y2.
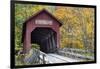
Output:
45 53 82 63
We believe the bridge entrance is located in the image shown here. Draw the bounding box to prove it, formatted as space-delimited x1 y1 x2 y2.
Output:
31 27 57 53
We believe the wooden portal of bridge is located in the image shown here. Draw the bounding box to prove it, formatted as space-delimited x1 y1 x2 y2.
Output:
22 9 62 53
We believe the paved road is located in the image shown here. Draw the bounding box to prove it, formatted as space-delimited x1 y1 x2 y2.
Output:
46 53 81 63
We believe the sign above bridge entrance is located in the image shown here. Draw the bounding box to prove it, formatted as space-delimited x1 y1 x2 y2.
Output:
35 19 53 25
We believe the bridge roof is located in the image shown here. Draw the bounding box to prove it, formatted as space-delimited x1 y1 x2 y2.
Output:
23 9 62 26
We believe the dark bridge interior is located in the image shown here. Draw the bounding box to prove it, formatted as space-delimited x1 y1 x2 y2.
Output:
31 27 57 53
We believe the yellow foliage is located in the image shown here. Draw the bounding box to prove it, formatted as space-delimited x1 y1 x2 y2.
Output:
57 7 94 49
55 7 67 19
87 22 93 34
60 38 84 49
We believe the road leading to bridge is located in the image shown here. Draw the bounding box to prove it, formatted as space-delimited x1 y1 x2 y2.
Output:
46 53 82 63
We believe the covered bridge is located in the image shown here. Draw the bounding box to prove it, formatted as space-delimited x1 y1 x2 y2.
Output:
22 9 62 53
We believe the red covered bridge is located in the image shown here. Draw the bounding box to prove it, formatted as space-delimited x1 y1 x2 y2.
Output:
22 9 62 53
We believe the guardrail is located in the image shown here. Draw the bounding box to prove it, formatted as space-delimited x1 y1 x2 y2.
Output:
23 48 50 65
39 51 50 64
57 48 94 60
61 48 94 54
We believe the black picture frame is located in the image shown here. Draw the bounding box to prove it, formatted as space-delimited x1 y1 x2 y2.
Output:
10 0 96 68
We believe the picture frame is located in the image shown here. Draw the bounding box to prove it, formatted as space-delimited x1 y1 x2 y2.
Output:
11 0 96 68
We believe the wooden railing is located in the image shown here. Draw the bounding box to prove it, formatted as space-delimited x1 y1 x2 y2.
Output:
57 48 94 61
